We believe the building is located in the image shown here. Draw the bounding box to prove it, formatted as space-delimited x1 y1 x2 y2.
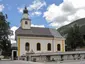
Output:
15 7 65 60
11 43 17 60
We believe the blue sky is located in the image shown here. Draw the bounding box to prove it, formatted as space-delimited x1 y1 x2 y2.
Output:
1 0 85 43
0 0 63 28
1 0 85 29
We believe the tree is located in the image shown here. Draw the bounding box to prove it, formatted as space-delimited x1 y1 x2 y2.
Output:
66 24 85 51
0 12 11 57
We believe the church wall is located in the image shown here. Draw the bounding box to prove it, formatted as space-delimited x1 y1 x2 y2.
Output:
19 36 54 56
17 36 65 56
54 38 63 52
52 38 65 52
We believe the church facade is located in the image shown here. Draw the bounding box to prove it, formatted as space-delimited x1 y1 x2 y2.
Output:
15 7 65 59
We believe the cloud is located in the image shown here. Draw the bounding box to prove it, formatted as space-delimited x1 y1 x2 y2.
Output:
49 21 70 28
31 11 42 16
17 7 23 13
69 0 85 8
31 24 45 27
75 9 85 18
61 0 75 12
43 0 85 29
0 4 4 12
9 26 18 43
43 4 63 22
28 0 46 11
17 0 46 16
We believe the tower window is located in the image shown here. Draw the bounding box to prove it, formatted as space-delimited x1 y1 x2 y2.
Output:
25 21 28 24
25 42 30 51
47 43 51 51
37 43 41 51
57 44 61 51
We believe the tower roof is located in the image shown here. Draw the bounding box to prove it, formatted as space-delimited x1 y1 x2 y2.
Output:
23 6 28 14
21 6 30 20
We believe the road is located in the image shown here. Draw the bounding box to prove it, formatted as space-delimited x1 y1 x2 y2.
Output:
0 60 85 64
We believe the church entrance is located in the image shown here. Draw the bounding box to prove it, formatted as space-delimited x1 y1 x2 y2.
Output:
13 51 17 60
12 50 17 60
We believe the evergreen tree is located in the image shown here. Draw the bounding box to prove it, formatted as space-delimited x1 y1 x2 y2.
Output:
66 24 85 51
0 12 11 57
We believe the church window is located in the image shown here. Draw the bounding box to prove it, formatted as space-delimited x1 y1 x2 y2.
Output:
57 44 61 51
25 21 28 24
25 42 29 51
37 43 41 51
47 43 51 51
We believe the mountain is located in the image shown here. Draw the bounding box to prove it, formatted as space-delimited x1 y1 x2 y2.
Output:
57 18 85 37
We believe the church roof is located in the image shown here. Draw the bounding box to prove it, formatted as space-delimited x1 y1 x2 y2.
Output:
15 27 63 38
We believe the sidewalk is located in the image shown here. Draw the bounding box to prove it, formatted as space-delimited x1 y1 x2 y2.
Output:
13 60 85 64
1 58 11 61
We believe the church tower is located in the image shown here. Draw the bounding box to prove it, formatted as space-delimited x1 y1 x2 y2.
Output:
21 7 31 29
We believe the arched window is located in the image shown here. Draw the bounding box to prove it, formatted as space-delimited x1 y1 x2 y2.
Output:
37 43 41 51
25 21 28 24
47 43 51 51
25 42 29 51
57 44 61 51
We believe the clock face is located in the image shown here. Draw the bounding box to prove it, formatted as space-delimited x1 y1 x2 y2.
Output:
23 14 28 19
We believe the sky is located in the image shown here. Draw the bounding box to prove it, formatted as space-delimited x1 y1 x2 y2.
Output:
0 0 85 43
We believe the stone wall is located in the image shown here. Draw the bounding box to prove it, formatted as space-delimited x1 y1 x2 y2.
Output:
30 52 85 62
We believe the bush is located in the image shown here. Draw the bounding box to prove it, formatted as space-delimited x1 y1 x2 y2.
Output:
0 55 4 59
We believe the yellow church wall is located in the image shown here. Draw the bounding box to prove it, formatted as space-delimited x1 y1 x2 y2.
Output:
62 40 65 52
18 37 20 56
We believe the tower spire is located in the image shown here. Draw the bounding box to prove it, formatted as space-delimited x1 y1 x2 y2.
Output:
23 6 28 14
22 6 29 19
25 6 27 9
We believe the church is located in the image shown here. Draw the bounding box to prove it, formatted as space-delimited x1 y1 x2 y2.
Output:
15 7 65 60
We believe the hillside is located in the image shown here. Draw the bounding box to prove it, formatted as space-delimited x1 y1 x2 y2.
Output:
57 18 85 37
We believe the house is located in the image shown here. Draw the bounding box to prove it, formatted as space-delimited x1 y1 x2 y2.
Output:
15 7 65 60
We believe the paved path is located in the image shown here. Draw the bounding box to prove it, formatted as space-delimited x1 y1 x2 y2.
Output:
0 60 43 64
0 60 85 64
